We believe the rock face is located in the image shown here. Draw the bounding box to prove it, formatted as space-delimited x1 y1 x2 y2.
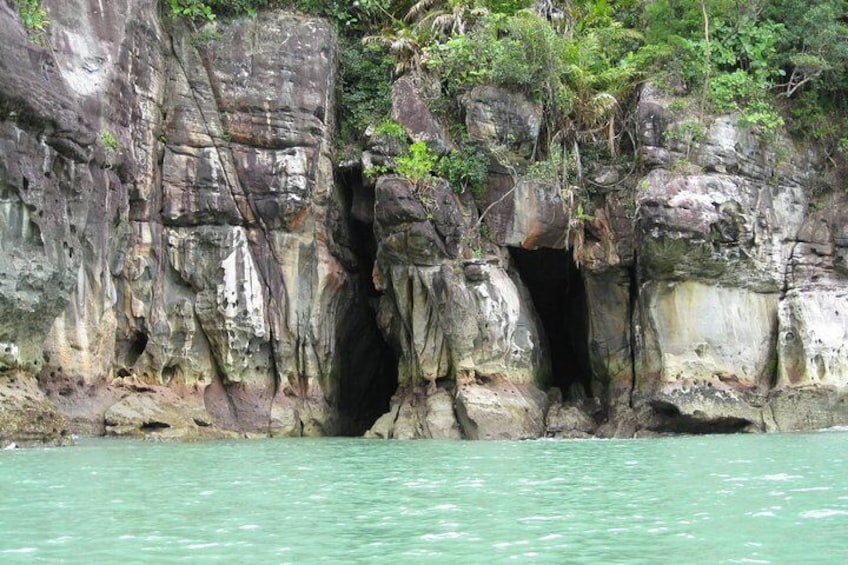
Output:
629 86 847 431
0 4 846 444
366 174 549 439
0 2 391 442
0 373 71 447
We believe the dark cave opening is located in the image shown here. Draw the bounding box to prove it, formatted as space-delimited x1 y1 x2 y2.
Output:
334 166 398 435
510 247 593 400
139 421 171 432
124 330 149 367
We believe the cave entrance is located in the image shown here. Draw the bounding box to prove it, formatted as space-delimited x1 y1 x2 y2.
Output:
510 247 592 400
334 165 398 435
124 330 148 367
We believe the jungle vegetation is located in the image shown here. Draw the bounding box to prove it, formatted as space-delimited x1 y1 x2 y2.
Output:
165 0 848 179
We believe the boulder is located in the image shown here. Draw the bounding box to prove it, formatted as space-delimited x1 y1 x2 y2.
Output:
391 74 451 153
455 379 547 440
464 85 542 163
545 399 600 439
365 387 461 440
103 388 228 440
484 179 571 249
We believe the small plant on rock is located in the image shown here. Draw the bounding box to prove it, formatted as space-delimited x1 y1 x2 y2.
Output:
436 143 489 197
101 131 120 154
15 0 48 44
373 119 407 142
395 141 437 188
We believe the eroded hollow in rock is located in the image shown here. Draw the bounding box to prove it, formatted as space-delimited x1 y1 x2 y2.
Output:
124 330 149 367
649 401 752 434
334 166 398 435
510 247 592 399
139 421 171 432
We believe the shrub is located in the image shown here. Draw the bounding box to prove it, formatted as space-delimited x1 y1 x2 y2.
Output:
436 143 489 196
339 37 393 143
396 141 437 187
425 34 494 96
739 99 784 137
373 120 407 142
166 0 218 21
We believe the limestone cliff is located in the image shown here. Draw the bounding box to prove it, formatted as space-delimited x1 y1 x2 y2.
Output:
0 2 845 445
0 1 392 443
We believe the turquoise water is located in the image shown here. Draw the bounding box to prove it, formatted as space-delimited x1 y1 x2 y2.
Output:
1 433 847 564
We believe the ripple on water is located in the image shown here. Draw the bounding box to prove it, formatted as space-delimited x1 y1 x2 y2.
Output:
1 434 847 563
761 473 802 481
421 531 463 541
799 509 848 519
186 542 220 550
791 486 831 492
2 547 38 554
432 503 458 511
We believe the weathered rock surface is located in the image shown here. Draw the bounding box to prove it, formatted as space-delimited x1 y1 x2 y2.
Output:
366 172 549 439
103 383 235 440
455 379 548 440
545 392 602 439
628 85 848 432
463 85 542 164
0 3 391 443
392 74 452 153
0 373 71 447
0 2 846 444
365 387 461 440
486 179 571 249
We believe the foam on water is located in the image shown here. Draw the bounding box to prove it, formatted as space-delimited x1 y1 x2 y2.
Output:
799 509 848 519
818 425 848 432
2 547 38 554
761 473 802 481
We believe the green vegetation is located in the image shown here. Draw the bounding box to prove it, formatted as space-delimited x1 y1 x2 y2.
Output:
643 0 848 149
15 0 49 43
101 131 120 153
339 37 394 146
367 131 488 196
435 142 489 196
373 120 407 141
165 0 399 26
395 141 437 187
167 0 848 178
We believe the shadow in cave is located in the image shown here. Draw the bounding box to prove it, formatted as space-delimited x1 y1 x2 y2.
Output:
124 330 148 367
510 247 592 400
334 166 398 435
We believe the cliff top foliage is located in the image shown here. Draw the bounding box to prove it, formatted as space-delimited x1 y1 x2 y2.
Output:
164 0 848 178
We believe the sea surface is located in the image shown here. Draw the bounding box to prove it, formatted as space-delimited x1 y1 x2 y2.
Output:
1 431 847 563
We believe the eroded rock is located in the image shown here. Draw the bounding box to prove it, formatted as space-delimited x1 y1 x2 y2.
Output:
0 372 71 447
455 379 547 440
